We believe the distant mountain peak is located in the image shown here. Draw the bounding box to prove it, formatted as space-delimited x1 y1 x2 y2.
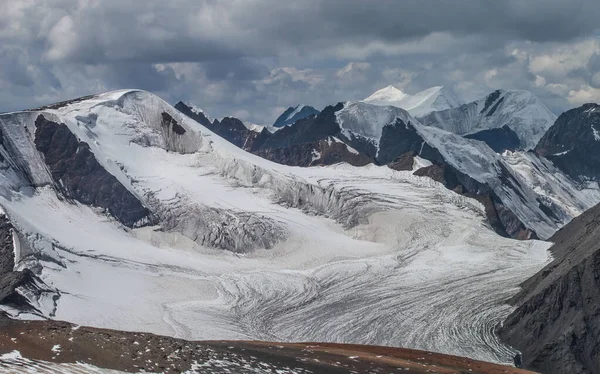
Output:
420 89 556 150
363 85 462 117
364 85 408 102
273 105 320 127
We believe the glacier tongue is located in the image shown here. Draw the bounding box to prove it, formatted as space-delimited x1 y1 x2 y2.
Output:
0 89 553 365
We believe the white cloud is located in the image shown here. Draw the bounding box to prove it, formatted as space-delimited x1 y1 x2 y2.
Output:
45 15 78 61
568 85 600 105
529 39 599 77
336 62 371 79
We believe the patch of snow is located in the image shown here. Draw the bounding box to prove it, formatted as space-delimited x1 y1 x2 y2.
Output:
412 156 433 171
311 149 321 162
592 125 600 141
552 149 572 156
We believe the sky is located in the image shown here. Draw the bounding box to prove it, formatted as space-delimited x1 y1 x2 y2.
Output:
1 0 599 124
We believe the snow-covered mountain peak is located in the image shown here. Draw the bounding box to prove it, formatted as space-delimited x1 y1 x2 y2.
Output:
364 85 408 102
273 105 320 127
363 85 462 117
420 89 556 150
335 101 417 144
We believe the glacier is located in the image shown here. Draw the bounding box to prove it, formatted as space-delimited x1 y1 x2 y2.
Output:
0 90 555 366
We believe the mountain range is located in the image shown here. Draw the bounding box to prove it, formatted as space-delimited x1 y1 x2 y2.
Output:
0 85 597 373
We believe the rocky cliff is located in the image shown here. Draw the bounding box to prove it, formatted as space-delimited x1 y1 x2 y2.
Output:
500 201 600 373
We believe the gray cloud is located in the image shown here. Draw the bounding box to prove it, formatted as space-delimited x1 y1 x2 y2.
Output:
0 0 599 121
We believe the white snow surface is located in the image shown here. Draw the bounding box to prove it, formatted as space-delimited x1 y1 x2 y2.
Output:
419 89 557 150
363 85 463 117
0 90 555 366
593 125 600 141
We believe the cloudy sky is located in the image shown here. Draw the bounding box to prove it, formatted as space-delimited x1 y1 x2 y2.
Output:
1 0 599 123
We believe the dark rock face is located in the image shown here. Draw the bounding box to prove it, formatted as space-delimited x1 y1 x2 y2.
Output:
481 90 502 115
535 103 600 182
161 112 186 135
465 125 520 153
174 102 212 128
34 115 151 228
377 119 427 165
252 103 374 167
500 201 600 374
255 138 373 167
273 105 320 127
0 215 33 303
259 104 343 150
174 102 270 152
178 101 370 167
388 152 416 171
219 117 270 152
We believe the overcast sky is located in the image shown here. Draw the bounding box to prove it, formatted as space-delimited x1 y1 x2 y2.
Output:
1 0 599 123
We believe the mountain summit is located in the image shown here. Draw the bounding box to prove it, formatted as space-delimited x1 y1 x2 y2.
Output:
273 105 320 127
363 85 462 117
420 89 556 150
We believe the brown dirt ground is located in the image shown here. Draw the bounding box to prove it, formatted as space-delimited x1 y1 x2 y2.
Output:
0 319 537 373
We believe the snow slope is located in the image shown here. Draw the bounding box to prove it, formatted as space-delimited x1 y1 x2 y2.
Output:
335 100 417 146
419 90 556 150
0 90 553 365
363 85 462 117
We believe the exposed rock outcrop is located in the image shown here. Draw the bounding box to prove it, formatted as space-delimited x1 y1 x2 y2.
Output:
535 103 600 182
34 115 152 228
0 214 33 303
500 201 600 374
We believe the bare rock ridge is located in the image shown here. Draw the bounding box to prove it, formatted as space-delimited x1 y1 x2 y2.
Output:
174 101 270 152
500 200 600 374
535 103 600 182
34 115 152 228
